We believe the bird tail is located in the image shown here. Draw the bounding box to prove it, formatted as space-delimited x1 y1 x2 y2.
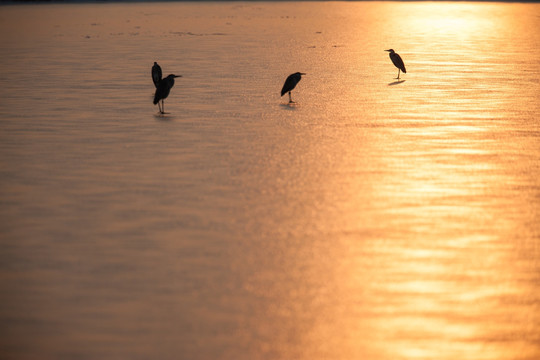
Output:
153 95 159 105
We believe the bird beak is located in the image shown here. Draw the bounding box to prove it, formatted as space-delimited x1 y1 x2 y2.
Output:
174 75 182 78
300 73 306 75
384 49 390 52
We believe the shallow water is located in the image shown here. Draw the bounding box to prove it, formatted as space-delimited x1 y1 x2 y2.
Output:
0 2 539 359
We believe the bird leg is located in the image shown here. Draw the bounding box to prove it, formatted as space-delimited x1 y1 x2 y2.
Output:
288 91 294 104
161 100 165 114
396 69 400 80
157 101 162 114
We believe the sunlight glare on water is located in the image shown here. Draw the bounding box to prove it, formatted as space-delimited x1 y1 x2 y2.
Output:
0 2 539 360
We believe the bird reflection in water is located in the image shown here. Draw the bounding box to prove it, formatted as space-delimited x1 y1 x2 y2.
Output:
388 79 406 86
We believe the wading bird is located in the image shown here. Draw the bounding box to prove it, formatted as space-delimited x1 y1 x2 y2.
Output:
385 49 406 79
152 62 162 88
154 74 182 114
281 72 306 103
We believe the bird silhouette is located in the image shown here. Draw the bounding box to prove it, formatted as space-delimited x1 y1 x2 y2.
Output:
281 72 306 103
385 49 406 79
153 74 181 114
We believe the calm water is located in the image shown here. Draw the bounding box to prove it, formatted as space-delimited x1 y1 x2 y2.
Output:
0 2 539 359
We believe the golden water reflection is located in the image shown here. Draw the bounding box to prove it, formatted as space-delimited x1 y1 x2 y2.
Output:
236 3 540 359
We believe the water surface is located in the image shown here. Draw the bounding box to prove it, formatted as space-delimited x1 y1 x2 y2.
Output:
0 2 539 359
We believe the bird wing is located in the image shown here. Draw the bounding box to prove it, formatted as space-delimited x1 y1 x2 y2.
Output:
152 65 162 87
281 74 300 96
391 53 406 73
153 80 171 104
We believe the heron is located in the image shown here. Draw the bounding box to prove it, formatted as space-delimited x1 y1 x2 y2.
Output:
153 74 181 114
152 62 162 88
385 49 406 79
281 72 306 103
